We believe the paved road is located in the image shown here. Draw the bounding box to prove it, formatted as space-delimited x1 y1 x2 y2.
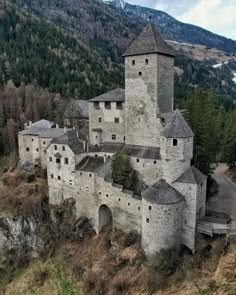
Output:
207 164 236 220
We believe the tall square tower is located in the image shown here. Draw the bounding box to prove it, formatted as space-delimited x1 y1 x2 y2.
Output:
123 22 175 147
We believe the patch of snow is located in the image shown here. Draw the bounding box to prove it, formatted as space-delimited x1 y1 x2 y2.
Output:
233 73 236 84
212 61 229 68
167 40 194 47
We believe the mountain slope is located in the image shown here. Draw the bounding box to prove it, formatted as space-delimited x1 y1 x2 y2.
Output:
0 0 124 98
105 0 236 55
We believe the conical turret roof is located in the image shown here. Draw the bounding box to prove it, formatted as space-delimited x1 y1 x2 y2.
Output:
123 22 174 57
142 179 184 204
174 166 207 185
161 110 194 138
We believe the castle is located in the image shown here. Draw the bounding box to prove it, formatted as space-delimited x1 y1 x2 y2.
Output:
18 22 207 257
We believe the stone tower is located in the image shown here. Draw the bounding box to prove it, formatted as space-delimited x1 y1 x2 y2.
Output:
160 110 194 183
123 21 175 147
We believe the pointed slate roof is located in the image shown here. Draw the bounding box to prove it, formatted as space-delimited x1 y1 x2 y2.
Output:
174 166 207 185
141 179 184 204
161 110 194 138
123 22 174 57
89 88 125 102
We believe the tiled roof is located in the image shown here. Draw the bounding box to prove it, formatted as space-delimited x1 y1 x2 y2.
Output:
174 166 207 185
32 119 55 128
76 156 104 172
142 179 184 204
18 127 47 136
161 110 194 138
123 22 174 57
89 88 125 102
124 144 161 160
39 128 65 138
96 159 113 179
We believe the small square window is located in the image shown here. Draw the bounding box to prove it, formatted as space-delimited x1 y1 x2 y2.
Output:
173 139 178 146
26 147 30 152
118 198 121 202
139 72 142 76
98 117 102 123
43 141 46 145
50 157 52 162
114 117 119 124
108 155 111 159
136 159 139 163
154 161 156 164
58 176 61 180
64 158 69 164
62 146 65 151
105 102 111 109
116 102 123 110
89 173 92 177
95 154 98 158
32 139 34 142
132 60 135 65
54 145 57 150
36 148 39 152
145 59 148 65
146 218 149 223
112 134 116 141
106 194 109 197
56 158 61 164
99 192 102 195
94 102 100 109
149 206 152 211
51 174 54 179
138 207 141 211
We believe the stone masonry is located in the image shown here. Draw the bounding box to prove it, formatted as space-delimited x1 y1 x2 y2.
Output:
18 22 207 258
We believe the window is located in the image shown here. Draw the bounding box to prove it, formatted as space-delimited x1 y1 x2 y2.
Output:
138 207 141 211
106 194 109 197
154 161 156 164
50 157 52 162
99 192 101 195
114 117 119 124
43 141 46 145
118 198 121 202
139 72 142 76
132 60 135 65
56 158 61 164
128 202 130 206
26 147 30 152
80 172 82 176
136 159 140 163
116 102 123 110
89 173 92 177
112 134 116 141
86 187 89 192
62 146 65 151
105 102 111 109
98 117 102 123
69 180 72 185
108 155 111 159
149 206 152 211
64 158 69 164
95 154 98 158
146 218 149 224
173 139 178 146
54 145 57 150
58 176 61 180
32 139 34 142
145 59 149 65
94 102 100 109
161 117 165 124
36 148 39 152
124 136 126 141
51 174 54 179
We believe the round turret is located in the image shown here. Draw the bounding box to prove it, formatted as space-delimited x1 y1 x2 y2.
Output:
141 179 184 258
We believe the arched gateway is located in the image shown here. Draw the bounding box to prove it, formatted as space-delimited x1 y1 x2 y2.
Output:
98 205 113 232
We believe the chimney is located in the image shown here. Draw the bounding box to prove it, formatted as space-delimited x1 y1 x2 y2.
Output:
29 121 32 127
56 124 59 129
83 141 86 151
24 122 27 130
64 127 67 133
77 131 79 138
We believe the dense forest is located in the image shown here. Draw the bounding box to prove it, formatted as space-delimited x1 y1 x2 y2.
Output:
1 0 236 175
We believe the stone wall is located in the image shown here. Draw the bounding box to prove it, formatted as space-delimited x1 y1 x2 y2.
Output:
18 134 40 165
160 137 193 161
162 159 191 184
172 182 198 252
130 157 162 185
124 53 174 147
89 101 125 146
142 198 183 257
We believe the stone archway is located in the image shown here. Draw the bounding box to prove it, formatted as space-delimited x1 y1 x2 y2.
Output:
98 205 113 232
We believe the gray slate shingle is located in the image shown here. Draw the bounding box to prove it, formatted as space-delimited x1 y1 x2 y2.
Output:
123 22 174 57
174 166 207 185
161 110 194 138
142 179 184 204
89 88 125 102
